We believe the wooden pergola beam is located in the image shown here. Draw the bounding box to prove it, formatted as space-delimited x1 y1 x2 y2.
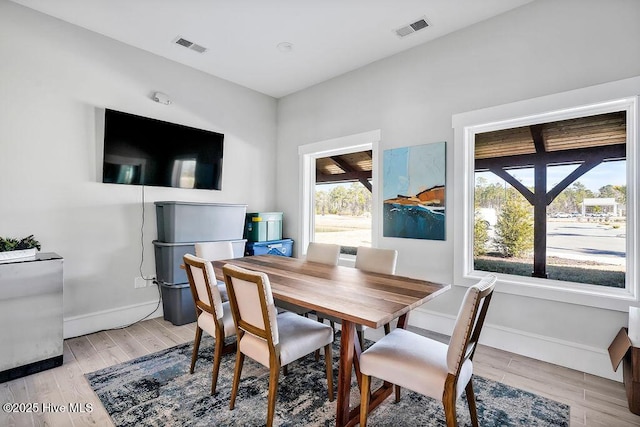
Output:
530 124 547 154
545 159 601 204
488 167 534 205
316 171 372 184
328 155 372 192
475 144 626 171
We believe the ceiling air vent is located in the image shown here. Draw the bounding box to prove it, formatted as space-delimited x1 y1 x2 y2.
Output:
173 36 208 53
395 17 430 38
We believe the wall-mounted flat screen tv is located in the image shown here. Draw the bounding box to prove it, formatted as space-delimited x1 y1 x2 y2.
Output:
102 109 224 190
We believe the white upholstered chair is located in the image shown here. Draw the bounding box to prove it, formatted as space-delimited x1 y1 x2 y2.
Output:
305 242 341 265
194 241 234 260
194 241 234 302
275 242 340 315
222 263 335 427
318 246 398 346
354 246 398 275
356 246 398 337
183 254 236 395
359 275 497 427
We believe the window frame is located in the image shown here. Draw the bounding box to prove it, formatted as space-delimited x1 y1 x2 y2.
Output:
453 83 638 312
298 130 380 261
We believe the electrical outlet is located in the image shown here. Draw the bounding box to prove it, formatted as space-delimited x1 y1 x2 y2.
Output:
134 276 155 288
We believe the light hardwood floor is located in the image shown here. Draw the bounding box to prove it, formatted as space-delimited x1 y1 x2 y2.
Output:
1 317 638 426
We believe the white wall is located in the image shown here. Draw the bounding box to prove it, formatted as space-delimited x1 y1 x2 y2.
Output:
276 0 640 379
0 2 278 337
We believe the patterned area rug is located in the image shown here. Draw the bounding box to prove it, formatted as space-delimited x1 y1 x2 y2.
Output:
86 335 570 426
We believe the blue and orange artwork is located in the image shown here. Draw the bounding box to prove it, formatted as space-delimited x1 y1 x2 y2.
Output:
383 142 446 240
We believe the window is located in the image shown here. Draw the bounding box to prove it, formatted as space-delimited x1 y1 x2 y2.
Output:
171 159 197 188
314 152 372 254
453 86 638 311
299 130 380 259
473 112 626 289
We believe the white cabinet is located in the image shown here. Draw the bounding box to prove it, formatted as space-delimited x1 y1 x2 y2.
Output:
0 253 63 382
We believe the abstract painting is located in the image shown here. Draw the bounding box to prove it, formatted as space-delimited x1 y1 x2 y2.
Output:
383 142 446 240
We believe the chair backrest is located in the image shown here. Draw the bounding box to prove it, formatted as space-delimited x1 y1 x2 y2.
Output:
446 275 497 375
194 241 234 261
355 246 398 275
183 254 225 320
223 263 279 346
305 242 341 266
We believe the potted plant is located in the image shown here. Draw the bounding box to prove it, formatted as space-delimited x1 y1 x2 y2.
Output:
0 235 41 261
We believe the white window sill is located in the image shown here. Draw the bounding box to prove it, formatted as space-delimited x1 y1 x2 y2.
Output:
463 270 635 312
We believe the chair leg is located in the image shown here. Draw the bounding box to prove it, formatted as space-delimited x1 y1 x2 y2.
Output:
360 374 371 427
324 343 334 401
266 363 281 427
190 327 203 374
357 330 365 349
230 351 245 410
315 317 325 361
394 384 401 403
442 386 458 427
465 379 479 427
210 337 224 395
283 365 289 376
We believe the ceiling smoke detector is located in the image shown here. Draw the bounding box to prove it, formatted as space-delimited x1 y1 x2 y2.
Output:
173 36 208 53
395 17 430 38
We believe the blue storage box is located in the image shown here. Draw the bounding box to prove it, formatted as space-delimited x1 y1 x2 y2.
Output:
245 239 293 257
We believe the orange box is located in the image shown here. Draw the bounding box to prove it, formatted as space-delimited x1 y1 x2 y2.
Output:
609 327 640 415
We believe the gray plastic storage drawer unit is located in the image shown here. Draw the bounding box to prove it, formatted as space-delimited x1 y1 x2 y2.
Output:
153 240 246 285
155 201 247 243
160 283 196 326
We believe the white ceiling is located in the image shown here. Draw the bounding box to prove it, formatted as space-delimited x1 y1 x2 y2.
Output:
10 0 533 98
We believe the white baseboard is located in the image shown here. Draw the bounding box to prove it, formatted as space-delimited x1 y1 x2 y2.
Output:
409 307 622 382
63 300 163 339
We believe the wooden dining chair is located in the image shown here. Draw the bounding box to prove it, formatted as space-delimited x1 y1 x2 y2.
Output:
194 241 234 302
222 263 335 427
318 246 398 346
183 254 236 395
359 275 497 427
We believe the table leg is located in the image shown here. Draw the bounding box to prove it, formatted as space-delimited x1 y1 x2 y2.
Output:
337 315 411 426
336 320 355 427
396 313 409 329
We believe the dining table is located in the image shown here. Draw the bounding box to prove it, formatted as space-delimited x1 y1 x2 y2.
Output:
212 254 450 427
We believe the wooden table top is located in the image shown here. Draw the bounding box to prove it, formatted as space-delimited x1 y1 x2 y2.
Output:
213 255 450 329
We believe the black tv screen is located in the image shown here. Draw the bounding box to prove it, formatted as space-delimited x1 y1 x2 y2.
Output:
102 109 224 190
